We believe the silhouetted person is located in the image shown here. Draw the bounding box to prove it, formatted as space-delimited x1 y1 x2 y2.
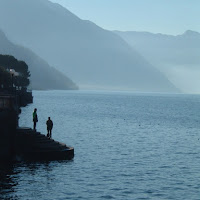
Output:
46 117 53 138
32 108 38 131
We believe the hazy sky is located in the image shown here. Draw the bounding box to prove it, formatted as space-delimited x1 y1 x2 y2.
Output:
49 0 200 35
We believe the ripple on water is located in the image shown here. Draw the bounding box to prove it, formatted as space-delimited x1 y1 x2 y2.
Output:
2 91 200 200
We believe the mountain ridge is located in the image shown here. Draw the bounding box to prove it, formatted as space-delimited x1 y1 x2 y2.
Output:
0 0 179 93
115 30 200 93
0 29 78 90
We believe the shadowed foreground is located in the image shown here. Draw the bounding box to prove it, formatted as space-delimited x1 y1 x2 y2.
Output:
16 127 74 161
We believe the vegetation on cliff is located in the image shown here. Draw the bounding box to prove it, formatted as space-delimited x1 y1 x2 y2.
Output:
0 54 30 89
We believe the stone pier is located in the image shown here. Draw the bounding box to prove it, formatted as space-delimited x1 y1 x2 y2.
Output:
15 128 74 161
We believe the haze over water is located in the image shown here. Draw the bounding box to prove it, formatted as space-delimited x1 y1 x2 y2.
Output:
1 90 200 199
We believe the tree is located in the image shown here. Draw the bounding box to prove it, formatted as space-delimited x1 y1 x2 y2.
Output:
0 66 11 88
0 54 30 89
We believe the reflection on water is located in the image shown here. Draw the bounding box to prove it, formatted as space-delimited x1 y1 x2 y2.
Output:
0 163 18 200
0 160 73 200
2 91 200 199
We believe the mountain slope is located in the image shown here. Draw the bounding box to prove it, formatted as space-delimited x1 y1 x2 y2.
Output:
0 29 78 90
0 0 179 93
115 30 200 93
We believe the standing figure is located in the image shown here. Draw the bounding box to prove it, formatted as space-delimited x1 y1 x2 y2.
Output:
46 117 53 138
33 108 38 131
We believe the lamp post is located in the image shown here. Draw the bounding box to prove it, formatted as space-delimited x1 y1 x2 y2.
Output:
9 69 20 127
9 69 15 93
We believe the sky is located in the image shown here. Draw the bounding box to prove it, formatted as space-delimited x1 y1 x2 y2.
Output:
49 0 200 35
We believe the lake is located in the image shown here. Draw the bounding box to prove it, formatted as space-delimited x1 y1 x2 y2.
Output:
1 90 200 200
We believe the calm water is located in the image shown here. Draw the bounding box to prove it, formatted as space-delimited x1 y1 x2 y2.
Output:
1 90 200 200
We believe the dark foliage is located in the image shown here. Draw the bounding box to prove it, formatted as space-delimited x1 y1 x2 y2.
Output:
0 66 11 88
0 54 30 89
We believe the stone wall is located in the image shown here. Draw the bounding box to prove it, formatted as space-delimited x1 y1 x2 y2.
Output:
0 110 17 161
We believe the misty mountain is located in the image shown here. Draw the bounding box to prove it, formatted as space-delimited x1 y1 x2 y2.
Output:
115 30 200 93
0 0 179 93
0 29 78 90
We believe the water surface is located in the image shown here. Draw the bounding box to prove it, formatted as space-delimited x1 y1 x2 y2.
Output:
1 90 200 200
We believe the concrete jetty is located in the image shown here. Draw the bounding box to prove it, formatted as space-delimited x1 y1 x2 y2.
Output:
0 92 74 162
16 127 74 161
